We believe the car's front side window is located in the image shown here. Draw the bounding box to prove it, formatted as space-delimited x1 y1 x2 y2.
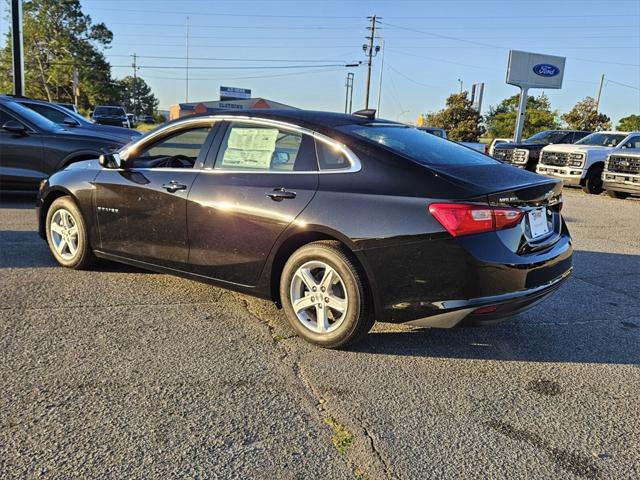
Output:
25 103 73 125
623 136 640 149
130 126 212 169
214 122 316 172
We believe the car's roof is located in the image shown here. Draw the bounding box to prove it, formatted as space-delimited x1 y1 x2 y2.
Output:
186 109 403 131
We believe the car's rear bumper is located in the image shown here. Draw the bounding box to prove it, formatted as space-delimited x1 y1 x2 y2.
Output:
406 267 571 328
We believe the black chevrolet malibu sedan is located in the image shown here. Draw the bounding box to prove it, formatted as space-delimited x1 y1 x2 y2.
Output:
37 110 572 348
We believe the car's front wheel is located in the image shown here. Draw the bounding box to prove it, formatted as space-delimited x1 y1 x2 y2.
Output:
582 165 604 194
280 241 374 348
45 196 95 269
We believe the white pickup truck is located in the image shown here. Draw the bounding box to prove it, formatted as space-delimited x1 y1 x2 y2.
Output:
418 127 487 154
536 131 640 194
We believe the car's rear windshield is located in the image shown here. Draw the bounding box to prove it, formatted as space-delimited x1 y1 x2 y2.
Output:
575 132 626 147
95 106 125 116
340 124 497 166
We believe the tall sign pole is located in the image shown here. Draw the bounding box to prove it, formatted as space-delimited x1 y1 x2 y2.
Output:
506 50 566 142
11 0 25 96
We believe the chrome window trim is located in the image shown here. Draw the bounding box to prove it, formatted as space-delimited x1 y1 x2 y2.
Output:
120 117 219 160
120 114 362 174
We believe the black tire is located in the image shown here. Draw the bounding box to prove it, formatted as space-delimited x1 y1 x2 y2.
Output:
279 241 374 348
607 190 630 199
45 196 96 269
581 165 604 195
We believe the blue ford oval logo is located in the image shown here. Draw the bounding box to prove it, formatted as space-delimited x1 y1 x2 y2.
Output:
533 64 560 77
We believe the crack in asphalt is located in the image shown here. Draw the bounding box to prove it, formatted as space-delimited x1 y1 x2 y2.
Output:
572 276 640 301
231 292 392 479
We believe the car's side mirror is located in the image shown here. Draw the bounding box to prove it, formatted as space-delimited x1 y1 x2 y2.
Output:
99 152 124 169
62 118 79 127
2 120 27 135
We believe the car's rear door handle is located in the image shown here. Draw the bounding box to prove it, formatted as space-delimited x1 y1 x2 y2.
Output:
162 181 187 193
266 187 296 201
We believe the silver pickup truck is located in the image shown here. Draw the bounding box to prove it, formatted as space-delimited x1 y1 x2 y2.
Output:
418 127 487 154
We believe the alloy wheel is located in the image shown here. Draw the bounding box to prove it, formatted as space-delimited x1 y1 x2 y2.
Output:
290 260 349 334
50 209 79 261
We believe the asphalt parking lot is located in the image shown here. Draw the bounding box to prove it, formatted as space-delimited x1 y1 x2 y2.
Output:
1 189 638 479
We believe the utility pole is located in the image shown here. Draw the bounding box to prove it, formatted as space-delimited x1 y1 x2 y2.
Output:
344 72 354 114
11 0 24 96
376 38 385 116
457 78 463 93
363 15 380 110
131 53 139 115
185 16 190 103
595 73 605 113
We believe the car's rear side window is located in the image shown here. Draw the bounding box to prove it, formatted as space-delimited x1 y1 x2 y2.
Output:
340 125 497 167
315 140 350 170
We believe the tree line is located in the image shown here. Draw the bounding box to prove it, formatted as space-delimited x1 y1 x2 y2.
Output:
0 0 159 116
424 91 640 142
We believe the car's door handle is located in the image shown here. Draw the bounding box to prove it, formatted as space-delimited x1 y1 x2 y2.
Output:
266 187 296 201
162 181 187 193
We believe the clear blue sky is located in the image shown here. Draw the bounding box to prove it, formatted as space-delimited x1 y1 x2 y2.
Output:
3 0 640 126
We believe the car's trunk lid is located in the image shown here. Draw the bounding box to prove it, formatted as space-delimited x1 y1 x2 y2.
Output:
430 163 564 253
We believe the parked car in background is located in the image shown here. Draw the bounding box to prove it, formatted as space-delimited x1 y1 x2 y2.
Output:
0 97 129 191
91 105 129 128
418 127 487 153
603 148 640 199
488 137 512 157
57 103 78 113
37 109 571 348
537 131 640 194
7 96 141 144
139 114 154 124
492 130 591 172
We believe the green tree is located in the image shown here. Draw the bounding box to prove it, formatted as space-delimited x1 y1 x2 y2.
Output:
617 114 640 131
0 0 114 109
561 96 611 131
485 93 559 139
113 76 159 116
424 91 484 141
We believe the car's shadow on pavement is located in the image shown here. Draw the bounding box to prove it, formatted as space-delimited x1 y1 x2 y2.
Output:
0 230 149 273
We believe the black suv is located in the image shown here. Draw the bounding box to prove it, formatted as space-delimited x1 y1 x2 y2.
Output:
91 105 129 128
0 97 129 191
492 130 591 171
8 96 140 144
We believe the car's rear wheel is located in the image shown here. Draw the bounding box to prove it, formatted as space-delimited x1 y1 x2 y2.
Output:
280 241 374 348
46 196 95 269
607 190 630 199
581 165 604 194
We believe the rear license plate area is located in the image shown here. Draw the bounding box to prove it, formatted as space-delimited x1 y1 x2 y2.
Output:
528 207 550 239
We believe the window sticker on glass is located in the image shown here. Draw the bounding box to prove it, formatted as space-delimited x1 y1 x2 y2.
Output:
221 128 278 169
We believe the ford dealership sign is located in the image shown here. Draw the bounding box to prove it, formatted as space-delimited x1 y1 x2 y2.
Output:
507 50 565 89
533 64 560 77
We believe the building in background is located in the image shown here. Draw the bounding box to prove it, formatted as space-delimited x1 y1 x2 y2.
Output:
169 97 297 120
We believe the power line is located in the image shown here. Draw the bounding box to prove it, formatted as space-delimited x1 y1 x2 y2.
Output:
83 6 636 20
107 54 353 63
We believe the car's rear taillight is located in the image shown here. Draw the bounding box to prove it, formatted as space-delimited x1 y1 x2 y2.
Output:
428 203 524 237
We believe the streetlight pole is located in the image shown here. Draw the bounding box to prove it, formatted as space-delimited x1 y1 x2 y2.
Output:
185 16 190 103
